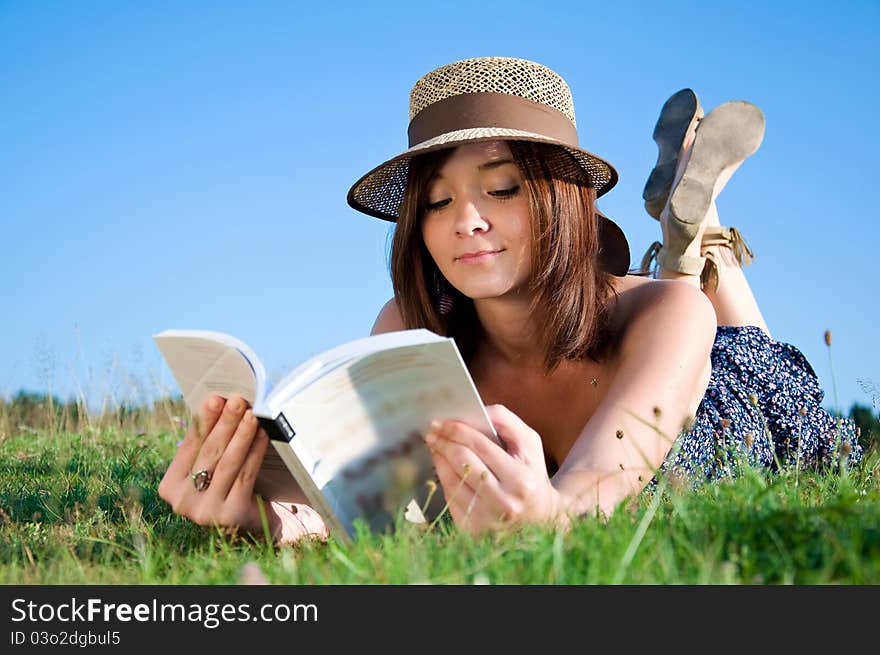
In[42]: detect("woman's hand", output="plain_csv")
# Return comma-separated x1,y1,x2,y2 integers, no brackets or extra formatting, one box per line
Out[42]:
425,404,565,535
157,394,327,544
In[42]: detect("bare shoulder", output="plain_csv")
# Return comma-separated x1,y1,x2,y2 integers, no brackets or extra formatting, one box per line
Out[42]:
370,297,405,335
610,275,716,356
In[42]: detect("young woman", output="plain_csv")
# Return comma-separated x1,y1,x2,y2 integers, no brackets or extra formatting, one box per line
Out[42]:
158,57,861,543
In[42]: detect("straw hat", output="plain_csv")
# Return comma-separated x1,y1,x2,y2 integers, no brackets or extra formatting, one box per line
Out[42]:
347,56,630,276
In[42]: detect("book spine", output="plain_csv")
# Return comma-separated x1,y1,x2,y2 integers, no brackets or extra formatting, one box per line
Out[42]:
257,413,296,443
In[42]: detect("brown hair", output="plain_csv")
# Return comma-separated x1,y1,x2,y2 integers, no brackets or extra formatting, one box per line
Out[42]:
389,140,618,373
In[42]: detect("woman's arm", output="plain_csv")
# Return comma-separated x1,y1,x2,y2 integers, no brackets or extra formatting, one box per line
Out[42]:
417,283,716,534
552,280,716,519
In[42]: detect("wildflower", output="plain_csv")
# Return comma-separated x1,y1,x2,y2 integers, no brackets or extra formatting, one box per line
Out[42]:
404,498,427,524
748,393,759,407
420,480,439,519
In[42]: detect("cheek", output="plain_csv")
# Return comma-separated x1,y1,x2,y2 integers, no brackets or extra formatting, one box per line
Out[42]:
420,219,450,276
511,205,534,255
420,220,441,259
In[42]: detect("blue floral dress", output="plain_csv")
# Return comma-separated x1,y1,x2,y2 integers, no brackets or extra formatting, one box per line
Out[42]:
662,325,862,482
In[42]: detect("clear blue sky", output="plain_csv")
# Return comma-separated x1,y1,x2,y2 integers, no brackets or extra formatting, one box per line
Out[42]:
2,0,878,415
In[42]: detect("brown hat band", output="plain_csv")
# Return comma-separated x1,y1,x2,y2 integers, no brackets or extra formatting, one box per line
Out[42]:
407,92,579,148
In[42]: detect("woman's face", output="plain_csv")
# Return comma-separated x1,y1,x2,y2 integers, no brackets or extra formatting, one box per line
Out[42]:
420,141,532,301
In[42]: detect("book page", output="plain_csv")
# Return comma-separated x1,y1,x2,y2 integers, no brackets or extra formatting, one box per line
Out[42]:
253,445,309,504
153,330,268,410
272,339,495,538
264,329,446,410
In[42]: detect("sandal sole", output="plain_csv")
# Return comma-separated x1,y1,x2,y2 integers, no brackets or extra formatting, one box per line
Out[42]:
668,100,765,227
643,88,702,220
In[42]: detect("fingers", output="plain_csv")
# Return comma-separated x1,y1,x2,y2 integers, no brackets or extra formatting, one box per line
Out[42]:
228,424,270,501
204,409,263,501
428,417,522,484
432,451,476,521
426,409,552,529
189,394,250,482
157,394,280,536
431,441,528,525
484,404,544,464
433,452,506,533
160,395,225,497
426,424,503,496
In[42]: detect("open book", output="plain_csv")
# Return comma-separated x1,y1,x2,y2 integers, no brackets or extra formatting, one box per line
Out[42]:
153,328,497,542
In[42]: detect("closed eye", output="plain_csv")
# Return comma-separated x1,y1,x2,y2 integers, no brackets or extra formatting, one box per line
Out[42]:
489,185,520,199
425,198,451,212
425,185,520,212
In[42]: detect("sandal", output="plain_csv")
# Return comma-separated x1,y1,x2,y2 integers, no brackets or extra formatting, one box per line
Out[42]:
659,100,765,276
700,226,755,291
643,88,703,220
666,100,764,233
639,240,705,277
639,226,756,291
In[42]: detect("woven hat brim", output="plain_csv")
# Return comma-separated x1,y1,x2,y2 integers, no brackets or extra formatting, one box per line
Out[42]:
347,128,618,223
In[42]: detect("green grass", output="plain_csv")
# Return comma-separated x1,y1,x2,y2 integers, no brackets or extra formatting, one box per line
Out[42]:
2,423,879,585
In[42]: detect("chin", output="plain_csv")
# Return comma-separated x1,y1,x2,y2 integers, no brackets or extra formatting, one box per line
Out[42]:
454,282,521,300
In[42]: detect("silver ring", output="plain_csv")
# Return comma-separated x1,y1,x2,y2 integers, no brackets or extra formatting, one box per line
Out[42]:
191,469,212,491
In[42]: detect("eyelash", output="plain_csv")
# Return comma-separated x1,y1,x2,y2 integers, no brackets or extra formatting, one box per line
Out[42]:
425,185,521,212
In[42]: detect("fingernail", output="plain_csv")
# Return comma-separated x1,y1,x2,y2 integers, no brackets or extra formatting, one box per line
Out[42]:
429,419,443,433
209,396,222,411
424,430,437,445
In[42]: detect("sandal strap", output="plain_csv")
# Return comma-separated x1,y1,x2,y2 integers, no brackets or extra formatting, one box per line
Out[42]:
701,226,755,267
640,240,706,276
701,250,720,292
639,240,663,274
657,247,707,276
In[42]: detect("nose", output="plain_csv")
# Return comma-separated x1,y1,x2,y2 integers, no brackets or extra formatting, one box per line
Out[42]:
452,197,490,236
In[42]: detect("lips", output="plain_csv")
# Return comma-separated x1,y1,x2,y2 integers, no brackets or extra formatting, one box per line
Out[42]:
456,249,503,262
